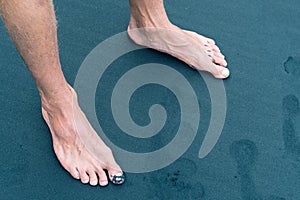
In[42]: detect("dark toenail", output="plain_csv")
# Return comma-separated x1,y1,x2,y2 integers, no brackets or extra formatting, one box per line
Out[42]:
111,173,125,185
207,50,212,52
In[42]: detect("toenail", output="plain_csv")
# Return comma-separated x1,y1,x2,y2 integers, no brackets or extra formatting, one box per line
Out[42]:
82,179,89,184
90,180,98,185
100,180,108,186
222,68,230,78
111,173,125,185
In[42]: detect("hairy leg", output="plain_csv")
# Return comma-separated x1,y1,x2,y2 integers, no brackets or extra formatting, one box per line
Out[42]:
0,0,124,186
128,0,230,79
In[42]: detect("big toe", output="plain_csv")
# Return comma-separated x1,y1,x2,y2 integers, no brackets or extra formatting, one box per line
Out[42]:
108,168,125,185
209,64,230,79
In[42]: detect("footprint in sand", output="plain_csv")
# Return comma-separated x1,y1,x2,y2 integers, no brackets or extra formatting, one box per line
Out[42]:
230,140,287,200
282,94,300,157
145,158,205,199
230,139,262,200
265,196,286,200
284,56,300,76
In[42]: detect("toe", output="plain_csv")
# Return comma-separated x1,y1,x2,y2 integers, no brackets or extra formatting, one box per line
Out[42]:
212,56,227,67
108,169,125,185
212,49,225,57
88,170,98,186
205,45,223,58
79,169,89,184
69,167,80,180
211,52,227,66
210,64,230,79
207,38,215,44
212,45,221,52
213,51,225,59
97,169,108,186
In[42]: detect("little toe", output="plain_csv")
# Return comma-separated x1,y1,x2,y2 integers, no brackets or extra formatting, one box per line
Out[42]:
97,169,108,187
212,45,221,52
88,170,98,186
207,38,215,44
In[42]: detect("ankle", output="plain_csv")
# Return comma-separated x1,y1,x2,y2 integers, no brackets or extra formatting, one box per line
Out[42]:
129,15,172,30
40,84,75,113
129,0,170,28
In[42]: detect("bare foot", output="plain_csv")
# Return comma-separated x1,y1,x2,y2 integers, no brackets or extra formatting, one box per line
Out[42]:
41,86,125,186
128,22,230,79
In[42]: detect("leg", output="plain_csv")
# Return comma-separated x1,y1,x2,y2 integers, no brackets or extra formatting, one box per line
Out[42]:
128,0,230,79
0,0,124,186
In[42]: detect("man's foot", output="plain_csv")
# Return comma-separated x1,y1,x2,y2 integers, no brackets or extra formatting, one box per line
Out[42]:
127,0,230,79
128,23,229,79
41,86,124,186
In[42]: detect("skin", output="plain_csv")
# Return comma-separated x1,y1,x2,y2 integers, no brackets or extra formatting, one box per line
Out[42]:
128,0,229,78
0,0,228,187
